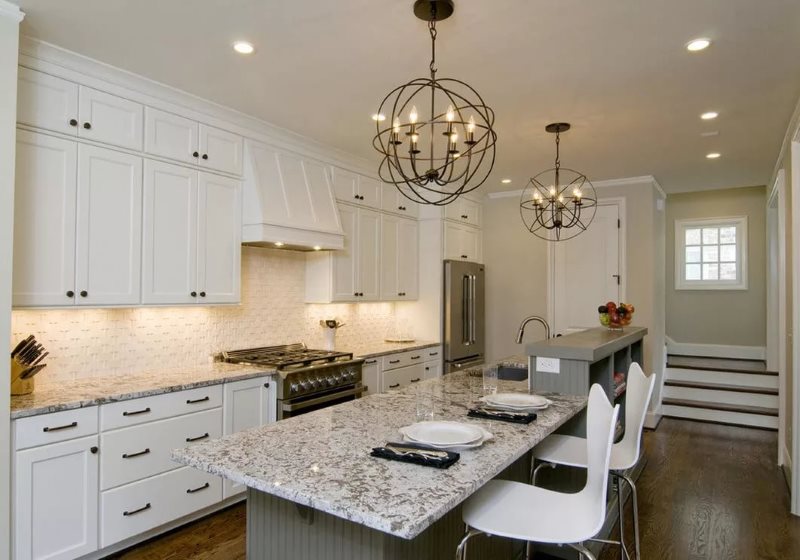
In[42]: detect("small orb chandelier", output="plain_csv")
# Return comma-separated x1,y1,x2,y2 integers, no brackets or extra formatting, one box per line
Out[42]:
373,0,497,206
520,123,597,241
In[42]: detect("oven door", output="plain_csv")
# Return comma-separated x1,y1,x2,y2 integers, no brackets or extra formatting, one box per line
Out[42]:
278,384,365,420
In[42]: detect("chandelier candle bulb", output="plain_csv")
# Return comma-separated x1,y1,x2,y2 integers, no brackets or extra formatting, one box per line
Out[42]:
466,115,476,144
391,118,402,145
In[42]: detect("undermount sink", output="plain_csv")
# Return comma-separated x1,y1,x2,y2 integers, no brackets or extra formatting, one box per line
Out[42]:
497,365,528,381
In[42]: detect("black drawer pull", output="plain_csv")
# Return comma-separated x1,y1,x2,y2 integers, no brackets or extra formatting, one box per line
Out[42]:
122,448,150,459
122,407,151,417
388,383,400,389
429,352,439,356
411,355,421,360
410,378,421,383
461,254,468,259
186,396,210,404
186,432,210,443
43,421,77,433
365,360,377,365
186,482,210,494
123,503,151,517
388,360,400,364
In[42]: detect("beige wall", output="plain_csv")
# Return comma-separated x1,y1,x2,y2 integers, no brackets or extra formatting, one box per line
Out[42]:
665,186,768,346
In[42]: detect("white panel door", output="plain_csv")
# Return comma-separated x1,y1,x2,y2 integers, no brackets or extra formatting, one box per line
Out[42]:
144,107,199,164
331,167,358,203
16,67,79,135
303,159,341,232
553,203,620,335
222,377,272,498
197,172,241,303
142,160,198,304
358,208,381,301
13,131,78,307
199,124,243,175
332,204,358,301
357,175,382,210
380,214,400,300
78,86,143,150
397,217,419,299
75,145,143,306
14,435,99,560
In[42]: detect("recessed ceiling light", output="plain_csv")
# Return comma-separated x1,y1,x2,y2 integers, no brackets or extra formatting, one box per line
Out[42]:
686,38,711,52
372,113,386,122
274,241,285,247
501,179,512,184
706,152,721,159
701,111,718,120
700,131,719,137
233,41,255,55
313,245,322,251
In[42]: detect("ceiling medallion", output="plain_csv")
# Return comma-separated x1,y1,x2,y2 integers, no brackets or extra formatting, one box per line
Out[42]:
520,123,597,241
372,0,497,206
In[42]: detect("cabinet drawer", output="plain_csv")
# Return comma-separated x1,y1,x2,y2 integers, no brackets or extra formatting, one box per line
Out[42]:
101,466,221,548
101,408,222,490
381,349,426,371
423,346,442,361
14,407,98,450
100,385,223,430
382,363,425,391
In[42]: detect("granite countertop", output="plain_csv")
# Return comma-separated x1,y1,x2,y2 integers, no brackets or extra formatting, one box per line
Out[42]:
10,362,276,420
347,340,441,359
495,354,528,369
172,369,586,540
525,326,647,361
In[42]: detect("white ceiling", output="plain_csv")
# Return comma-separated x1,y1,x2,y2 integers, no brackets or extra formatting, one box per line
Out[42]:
13,0,800,193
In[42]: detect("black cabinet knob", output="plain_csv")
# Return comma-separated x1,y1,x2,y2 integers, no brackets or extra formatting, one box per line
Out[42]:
354,194,359,200
199,291,206,297
354,292,358,296
66,290,74,298
90,446,98,454
192,151,199,158
69,119,78,127
461,255,468,259
201,154,208,160
190,291,197,297
83,122,92,130
80,290,88,297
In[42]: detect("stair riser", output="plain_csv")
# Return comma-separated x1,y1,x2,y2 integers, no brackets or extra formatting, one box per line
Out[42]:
662,385,778,408
662,405,778,430
666,367,778,389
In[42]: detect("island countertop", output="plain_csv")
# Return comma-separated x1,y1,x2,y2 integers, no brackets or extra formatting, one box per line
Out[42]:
172,370,586,540
525,326,648,362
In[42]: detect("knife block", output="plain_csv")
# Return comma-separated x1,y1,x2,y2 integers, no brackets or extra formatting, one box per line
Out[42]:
10,360,34,396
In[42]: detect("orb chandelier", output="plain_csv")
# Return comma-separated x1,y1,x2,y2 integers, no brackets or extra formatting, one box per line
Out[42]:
520,123,597,241
373,0,497,206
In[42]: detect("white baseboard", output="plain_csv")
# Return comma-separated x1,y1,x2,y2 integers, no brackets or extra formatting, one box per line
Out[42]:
644,408,662,430
665,335,766,361
782,441,793,489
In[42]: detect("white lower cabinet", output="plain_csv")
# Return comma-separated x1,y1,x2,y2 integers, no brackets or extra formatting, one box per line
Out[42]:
382,363,425,392
14,435,99,560
362,358,380,395
367,346,442,394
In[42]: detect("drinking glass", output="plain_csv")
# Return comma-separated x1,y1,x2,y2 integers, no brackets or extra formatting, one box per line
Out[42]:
415,384,434,422
482,365,498,395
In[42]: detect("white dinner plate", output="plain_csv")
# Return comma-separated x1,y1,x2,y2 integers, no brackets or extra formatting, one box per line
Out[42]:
401,425,493,450
482,393,550,408
400,421,484,446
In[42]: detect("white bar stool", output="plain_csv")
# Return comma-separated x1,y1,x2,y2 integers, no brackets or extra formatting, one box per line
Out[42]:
532,363,656,560
456,384,620,560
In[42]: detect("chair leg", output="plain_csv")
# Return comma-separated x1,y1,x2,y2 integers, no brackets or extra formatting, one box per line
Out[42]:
619,473,641,560
568,542,597,560
616,474,626,560
455,526,482,560
531,461,556,484
525,541,535,560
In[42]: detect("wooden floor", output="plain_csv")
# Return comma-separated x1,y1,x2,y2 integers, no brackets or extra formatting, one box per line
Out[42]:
111,418,800,560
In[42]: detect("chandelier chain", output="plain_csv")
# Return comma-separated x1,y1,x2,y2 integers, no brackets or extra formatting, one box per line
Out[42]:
555,131,561,171
429,20,438,78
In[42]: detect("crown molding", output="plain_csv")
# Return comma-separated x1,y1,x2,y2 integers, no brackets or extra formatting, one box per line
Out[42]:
0,0,24,22
486,174,666,200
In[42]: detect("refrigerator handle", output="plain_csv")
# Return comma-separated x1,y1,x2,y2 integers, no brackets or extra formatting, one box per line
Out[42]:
462,275,470,345
470,274,477,345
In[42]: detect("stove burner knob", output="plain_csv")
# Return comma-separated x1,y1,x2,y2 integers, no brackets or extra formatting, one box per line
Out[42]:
300,380,311,391
326,376,336,386
309,378,320,390
290,382,300,394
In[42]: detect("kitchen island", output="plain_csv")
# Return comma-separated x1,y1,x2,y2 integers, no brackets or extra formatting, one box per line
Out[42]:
172,369,586,559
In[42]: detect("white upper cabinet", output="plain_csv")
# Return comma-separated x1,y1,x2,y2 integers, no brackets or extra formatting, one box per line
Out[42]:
381,183,419,218
444,196,482,228
330,204,358,301
13,131,78,307
380,215,400,300
197,172,242,303
78,86,143,151
75,144,143,306
357,208,381,301
199,124,243,176
144,108,199,165
16,67,79,136
444,221,482,263
331,167,381,210
142,160,198,305
380,215,419,300
357,175,382,210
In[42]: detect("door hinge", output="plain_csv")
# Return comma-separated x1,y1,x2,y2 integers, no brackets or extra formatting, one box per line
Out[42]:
613,274,621,285
617,219,621,228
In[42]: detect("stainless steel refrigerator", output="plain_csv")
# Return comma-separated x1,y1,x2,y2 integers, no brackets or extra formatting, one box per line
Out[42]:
443,260,485,373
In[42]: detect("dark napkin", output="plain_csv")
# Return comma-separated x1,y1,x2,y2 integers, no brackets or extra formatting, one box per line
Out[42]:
468,407,537,424
371,441,460,469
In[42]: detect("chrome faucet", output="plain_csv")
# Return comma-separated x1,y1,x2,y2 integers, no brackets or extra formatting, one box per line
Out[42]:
515,315,551,344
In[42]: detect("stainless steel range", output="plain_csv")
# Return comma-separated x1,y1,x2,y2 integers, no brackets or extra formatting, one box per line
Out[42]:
221,344,364,420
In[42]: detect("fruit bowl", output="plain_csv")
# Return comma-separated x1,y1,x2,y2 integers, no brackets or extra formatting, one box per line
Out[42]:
598,302,634,331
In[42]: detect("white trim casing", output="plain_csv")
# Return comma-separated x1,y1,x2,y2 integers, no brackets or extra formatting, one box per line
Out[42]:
486,174,667,200
674,216,748,291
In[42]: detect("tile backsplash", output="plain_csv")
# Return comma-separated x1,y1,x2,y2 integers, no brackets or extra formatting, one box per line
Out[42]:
11,247,399,381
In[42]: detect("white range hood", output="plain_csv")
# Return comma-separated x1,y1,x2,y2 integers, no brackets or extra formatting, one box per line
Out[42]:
242,139,344,251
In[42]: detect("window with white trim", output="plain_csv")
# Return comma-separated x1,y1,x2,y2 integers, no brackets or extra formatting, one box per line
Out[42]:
675,216,748,290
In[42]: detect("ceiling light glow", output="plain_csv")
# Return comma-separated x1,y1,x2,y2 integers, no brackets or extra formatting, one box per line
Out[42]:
686,38,711,52
501,179,512,184
274,241,285,247
706,152,721,159
233,41,255,55
372,113,386,122
701,111,718,120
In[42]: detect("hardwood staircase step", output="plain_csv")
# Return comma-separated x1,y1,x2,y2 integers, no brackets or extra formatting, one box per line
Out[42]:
663,380,778,396
662,397,778,417
666,355,777,376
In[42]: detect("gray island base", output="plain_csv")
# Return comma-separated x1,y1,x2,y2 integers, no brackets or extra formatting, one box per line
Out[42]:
172,370,586,560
